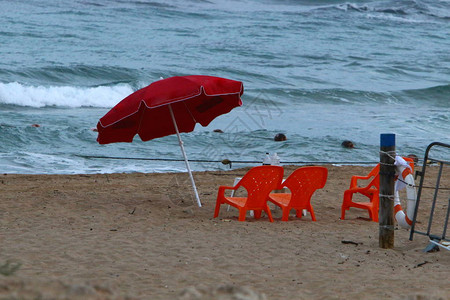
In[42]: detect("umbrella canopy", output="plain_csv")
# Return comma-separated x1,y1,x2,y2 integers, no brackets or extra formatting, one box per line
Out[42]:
97,75,243,144
96,75,244,207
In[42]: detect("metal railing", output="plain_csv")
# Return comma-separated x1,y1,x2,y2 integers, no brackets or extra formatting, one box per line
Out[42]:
409,142,450,251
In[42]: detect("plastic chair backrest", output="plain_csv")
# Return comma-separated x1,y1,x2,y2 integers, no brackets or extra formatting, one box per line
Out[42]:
351,164,380,190
366,158,414,190
283,166,328,205
368,164,380,177
368,164,380,189
365,158,413,189
237,166,284,208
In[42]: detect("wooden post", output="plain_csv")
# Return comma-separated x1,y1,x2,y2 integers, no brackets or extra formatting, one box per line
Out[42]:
379,133,396,249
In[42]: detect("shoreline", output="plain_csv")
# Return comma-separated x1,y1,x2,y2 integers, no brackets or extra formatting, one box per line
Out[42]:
1,165,449,299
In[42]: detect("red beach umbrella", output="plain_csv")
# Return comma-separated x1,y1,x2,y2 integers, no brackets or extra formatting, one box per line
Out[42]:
97,75,244,207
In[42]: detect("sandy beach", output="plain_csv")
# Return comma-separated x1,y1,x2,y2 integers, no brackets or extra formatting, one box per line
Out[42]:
0,164,449,300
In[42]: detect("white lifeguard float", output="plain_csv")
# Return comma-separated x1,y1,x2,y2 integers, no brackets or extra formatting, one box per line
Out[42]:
394,156,417,229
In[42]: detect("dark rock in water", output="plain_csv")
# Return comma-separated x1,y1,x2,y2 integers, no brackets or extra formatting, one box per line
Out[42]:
341,140,354,148
274,133,287,141
213,129,224,133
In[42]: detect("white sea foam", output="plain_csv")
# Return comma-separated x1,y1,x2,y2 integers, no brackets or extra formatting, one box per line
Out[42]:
0,82,133,108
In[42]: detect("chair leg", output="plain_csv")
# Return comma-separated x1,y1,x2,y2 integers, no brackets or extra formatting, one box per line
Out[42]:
295,209,303,219
265,205,274,222
213,200,222,218
281,208,290,221
372,198,379,222
341,205,347,220
238,209,247,221
309,206,316,221
341,191,353,220
370,207,379,222
254,210,262,219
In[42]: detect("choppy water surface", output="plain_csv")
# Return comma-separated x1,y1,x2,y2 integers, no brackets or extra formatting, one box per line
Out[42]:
0,0,449,174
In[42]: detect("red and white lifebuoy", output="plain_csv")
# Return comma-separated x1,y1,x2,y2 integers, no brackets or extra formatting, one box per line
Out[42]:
394,157,417,229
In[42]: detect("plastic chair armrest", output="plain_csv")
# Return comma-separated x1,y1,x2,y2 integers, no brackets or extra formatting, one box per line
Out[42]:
350,175,373,188
218,185,238,196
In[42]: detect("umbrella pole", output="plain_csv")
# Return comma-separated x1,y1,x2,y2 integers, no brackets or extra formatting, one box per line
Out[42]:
168,105,202,207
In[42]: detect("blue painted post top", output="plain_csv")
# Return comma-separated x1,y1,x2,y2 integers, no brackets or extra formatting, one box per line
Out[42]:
380,133,396,147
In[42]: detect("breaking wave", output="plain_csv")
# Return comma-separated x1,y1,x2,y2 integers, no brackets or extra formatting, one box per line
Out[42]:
0,82,133,108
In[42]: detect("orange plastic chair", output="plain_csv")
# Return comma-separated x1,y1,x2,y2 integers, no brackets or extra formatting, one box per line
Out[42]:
341,164,380,222
268,166,328,221
340,158,415,222
214,165,284,222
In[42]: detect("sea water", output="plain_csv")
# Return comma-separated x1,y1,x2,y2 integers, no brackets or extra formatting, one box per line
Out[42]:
0,0,449,174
